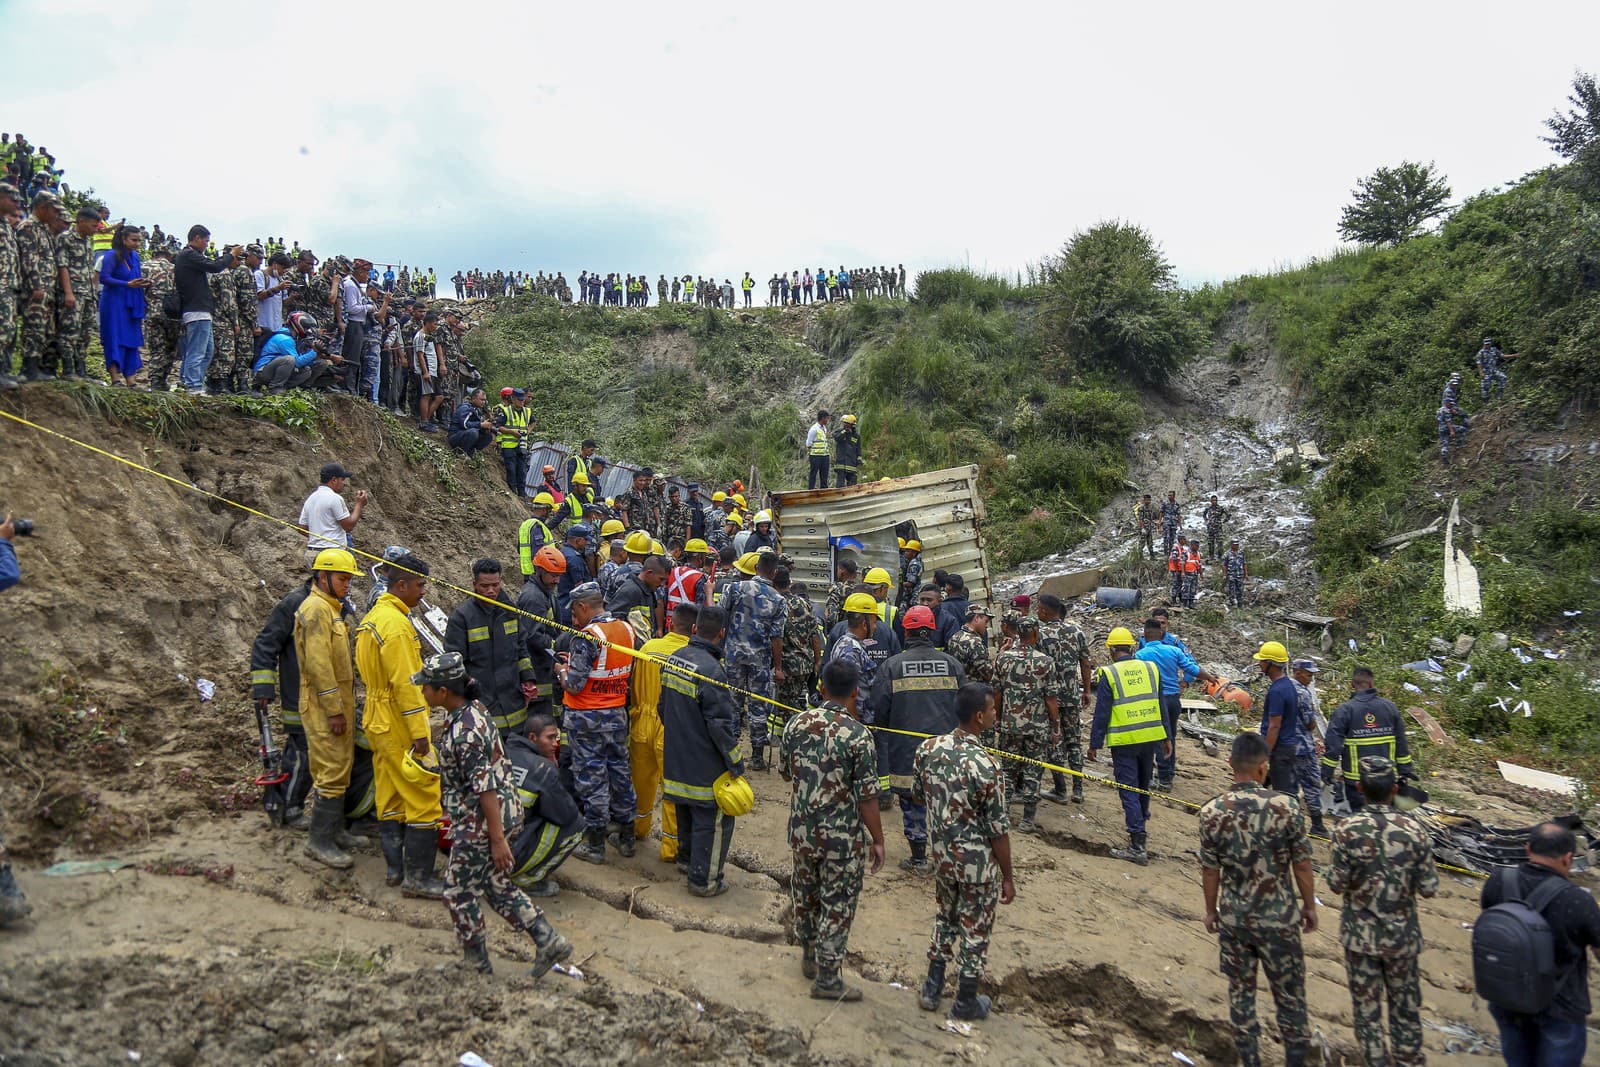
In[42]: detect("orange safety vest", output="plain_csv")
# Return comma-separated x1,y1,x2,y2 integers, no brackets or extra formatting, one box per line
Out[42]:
666,565,705,620
565,617,635,710
1168,547,1185,573
1183,554,1200,574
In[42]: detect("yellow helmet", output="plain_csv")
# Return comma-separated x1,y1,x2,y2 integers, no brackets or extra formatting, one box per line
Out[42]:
310,548,361,576
880,476,892,483
600,519,625,538
1253,640,1289,665
841,414,857,425
401,749,440,788
624,531,654,555
605,497,616,508
569,470,591,486
905,539,922,552
712,491,726,503
732,493,747,508
897,537,907,550
651,539,666,556
864,567,892,587
843,592,880,615
684,538,710,554
531,491,556,508
1106,626,1137,649
735,552,761,576
725,511,744,528
713,772,754,817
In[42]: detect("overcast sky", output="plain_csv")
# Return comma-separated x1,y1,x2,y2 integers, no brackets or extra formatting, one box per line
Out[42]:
7,1,1597,284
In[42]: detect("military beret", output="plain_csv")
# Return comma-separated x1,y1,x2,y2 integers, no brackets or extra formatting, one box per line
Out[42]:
1358,756,1397,787
1015,616,1040,635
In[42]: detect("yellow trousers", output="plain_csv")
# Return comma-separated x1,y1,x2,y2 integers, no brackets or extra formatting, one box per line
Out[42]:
629,708,678,861
300,701,354,801
370,728,443,827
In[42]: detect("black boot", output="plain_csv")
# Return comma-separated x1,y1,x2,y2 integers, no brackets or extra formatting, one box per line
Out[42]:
462,939,492,974
573,827,607,865
1310,813,1327,837
801,942,817,980
1044,772,1069,804
378,822,405,887
918,959,946,1012
0,864,31,926
607,822,636,859
1018,803,1038,833
749,744,769,773
809,962,863,1002
528,914,573,979
950,975,991,1020
302,795,354,869
400,826,446,899
21,359,52,382
1111,831,1149,866
879,792,894,812
1284,1044,1308,1067
899,840,929,874
1070,779,1084,803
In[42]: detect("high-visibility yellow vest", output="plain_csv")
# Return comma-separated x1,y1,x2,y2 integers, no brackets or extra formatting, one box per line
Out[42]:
518,516,553,575
1098,659,1165,746
875,602,897,630
91,227,114,253
741,277,753,290
497,404,532,450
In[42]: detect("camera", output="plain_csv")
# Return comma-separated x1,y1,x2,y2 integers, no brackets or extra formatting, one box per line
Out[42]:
10,518,33,537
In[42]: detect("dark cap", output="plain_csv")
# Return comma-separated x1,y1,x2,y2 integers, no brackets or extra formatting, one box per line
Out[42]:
411,651,466,687
567,523,592,540
1291,658,1320,674
0,182,19,200
568,581,603,603
319,462,354,482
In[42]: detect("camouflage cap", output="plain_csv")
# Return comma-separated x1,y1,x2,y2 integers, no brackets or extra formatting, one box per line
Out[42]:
965,603,993,619
568,581,604,603
245,243,264,256
1015,616,1040,635
0,182,19,201
1358,755,1397,788
1001,610,1023,630
31,190,62,209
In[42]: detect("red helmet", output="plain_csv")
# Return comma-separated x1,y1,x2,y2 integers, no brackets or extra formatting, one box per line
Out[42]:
903,606,938,631
500,387,514,398
286,311,317,339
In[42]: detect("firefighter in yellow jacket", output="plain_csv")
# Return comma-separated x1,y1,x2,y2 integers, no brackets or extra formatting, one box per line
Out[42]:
295,548,363,871
630,602,695,861
356,548,446,898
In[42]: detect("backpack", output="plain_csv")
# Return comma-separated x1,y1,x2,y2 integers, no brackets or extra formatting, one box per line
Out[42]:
1472,867,1570,1015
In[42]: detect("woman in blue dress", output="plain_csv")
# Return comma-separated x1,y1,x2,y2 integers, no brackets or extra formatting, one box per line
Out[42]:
98,225,150,387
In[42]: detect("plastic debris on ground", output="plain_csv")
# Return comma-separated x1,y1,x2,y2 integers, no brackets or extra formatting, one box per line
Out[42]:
40,859,133,877
195,678,216,702
1493,698,1533,719
1564,610,1582,617
1173,1054,1197,1066
1402,683,1424,694
551,963,584,980
1400,658,1444,674
459,1054,493,1067
942,1020,976,1037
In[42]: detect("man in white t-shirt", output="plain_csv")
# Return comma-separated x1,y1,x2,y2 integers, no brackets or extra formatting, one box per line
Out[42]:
299,462,370,567
255,250,290,339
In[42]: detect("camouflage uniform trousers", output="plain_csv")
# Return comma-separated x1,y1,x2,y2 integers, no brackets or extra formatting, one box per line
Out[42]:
774,672,814,738
1161,523,1178,557
1139,524,1155,560
790,848,864,970
1207,526,1225,560
19,289,57,371
894,788,928,844
566,710,636,832
444,829,546,950
725,659,775,753
929,875,998,980
144,318,180,389
1170,568,1184,602
1294,752,1323,815
1049,690,1085,790
1225,576,1245,608
231,322,259,383
1219,924,1310,1067
206,315,237,388
999,724,1048,804
1345,950,1423,1067
0,292,14,373
54,290,96,375
1181,572,1199,607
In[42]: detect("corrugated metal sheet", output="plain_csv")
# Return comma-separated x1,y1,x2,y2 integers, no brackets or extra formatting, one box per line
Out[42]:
771,466,992,616
521,442,700,504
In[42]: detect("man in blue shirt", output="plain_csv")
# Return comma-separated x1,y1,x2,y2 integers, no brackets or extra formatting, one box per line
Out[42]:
1133,619,1217,791
1137,608,1190,654
251,312,331,393
1253,641,1301,794
447,387,494,455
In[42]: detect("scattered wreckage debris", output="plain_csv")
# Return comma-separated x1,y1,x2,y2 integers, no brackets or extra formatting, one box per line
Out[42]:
1442,498,1483,618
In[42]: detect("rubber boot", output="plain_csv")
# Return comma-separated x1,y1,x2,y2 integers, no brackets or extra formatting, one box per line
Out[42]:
0,864,31,926
918,959,946,1012
1110,831,1149,867
378,822,405,887
526,879,560,898
950,975,992,1020
400,826,446,899
1018,803,1038,833
283,805,308,831
573,827,607,865
333,816,363,853
801,942,817,980
1070,779,1084,803
21,359,52,382
1284,1045,1308,1067
1310,813,1327,837
0,373,19,392
899,840,929,874
749,744,769,773
809,963,863,1002
528,914,573,979
72,355,90,381
462,939,492,975
879,792,894,812
1043,772,1069,804
607,822,636,859
302,795,354,869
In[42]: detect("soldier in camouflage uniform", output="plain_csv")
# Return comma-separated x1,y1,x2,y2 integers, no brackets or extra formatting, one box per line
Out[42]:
723,550,787,769
1198,731,1317,1067
944,604,994,685
205,265,237,392
16,191,63,381
1133,493,1159,560
1222,539,1247,608
991,617,1061,832
1160,490,1181,557
0,183,21,385
231,247,261,387
1036,595,1091,804
912,681,1014,1020
52,207,98,380
1326,756,1437,1067
615,469,662,537
1203,494,1229,560
661,485,693,548
141,246,180,389
420,652,574,979
776,573,823,730
779,658,885,1001
822,558,858,631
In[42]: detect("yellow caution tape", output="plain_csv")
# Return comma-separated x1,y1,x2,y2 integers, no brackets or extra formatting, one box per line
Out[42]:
0,403,1490,880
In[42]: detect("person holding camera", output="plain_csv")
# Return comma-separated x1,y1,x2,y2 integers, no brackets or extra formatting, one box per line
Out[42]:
0,513,25,592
